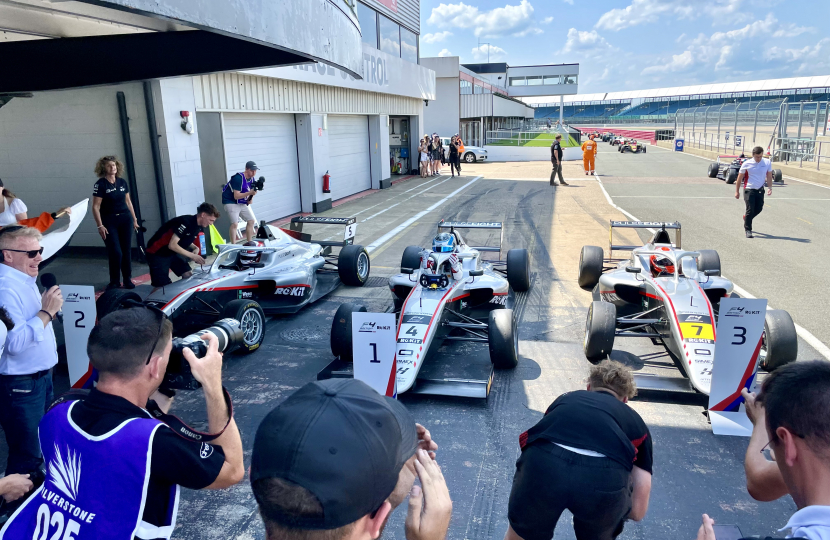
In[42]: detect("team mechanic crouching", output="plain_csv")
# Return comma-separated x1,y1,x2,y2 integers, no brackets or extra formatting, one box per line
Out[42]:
0,307,244,539
735,146,773,239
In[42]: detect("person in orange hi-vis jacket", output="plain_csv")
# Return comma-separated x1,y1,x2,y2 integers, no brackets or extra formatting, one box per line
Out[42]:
581,135,598,175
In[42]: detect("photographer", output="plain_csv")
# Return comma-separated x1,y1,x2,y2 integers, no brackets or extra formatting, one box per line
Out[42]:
1,307,244,539
222,161,259,243
145,203,219,292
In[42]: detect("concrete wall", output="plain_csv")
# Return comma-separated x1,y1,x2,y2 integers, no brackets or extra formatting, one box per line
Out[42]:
425,78,460,137
483,145,582,162
196,112,230,233
152,78,205,217
0,83,162,247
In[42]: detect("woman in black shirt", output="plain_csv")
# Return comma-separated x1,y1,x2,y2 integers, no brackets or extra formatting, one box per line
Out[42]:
92,156,139,290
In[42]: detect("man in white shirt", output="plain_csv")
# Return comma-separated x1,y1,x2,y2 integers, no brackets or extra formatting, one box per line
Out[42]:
696,360,830,540
0,226,63,476
735,146,773,238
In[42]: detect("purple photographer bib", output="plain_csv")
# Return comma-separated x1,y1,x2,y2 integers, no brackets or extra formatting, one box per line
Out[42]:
0,401,178,540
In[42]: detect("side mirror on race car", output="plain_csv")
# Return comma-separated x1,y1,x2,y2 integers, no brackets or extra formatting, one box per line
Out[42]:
625,267,641,274
469,269,484,277
704,269,720,276
402,268,415,275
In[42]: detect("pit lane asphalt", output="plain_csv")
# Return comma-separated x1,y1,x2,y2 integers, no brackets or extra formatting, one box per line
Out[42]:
149,168,798,540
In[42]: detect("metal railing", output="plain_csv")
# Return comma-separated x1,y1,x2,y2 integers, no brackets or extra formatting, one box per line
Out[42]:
484,126,574,147
773,137,828,171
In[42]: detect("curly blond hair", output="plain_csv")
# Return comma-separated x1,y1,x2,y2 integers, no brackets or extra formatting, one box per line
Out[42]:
94,156,124,178
588,360,637,400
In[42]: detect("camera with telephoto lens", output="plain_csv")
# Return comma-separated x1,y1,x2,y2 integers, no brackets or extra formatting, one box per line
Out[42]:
251,176,265,191
161,318,244,392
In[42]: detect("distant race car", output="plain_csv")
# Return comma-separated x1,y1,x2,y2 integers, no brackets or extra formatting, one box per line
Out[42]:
601,132,615,142
329,221,531,398
707,155,783,184
619,139,646,153
577,220,798,394
97,218,370,353
610,136,625,146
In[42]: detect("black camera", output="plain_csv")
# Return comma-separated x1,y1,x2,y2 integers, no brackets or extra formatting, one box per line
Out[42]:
251,176,265,191
162,318,244,391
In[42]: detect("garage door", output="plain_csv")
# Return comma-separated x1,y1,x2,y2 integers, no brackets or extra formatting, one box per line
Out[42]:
327,115,371,200
223,113,301,221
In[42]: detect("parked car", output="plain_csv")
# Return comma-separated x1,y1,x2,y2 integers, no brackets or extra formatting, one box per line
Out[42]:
440,137,488,163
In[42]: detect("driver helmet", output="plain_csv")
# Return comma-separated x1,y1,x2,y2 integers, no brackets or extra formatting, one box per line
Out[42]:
649,255,675,277
240,241,264,266
432,232,455,253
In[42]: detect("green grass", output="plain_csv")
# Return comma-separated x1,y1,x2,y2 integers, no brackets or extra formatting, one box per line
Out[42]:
486,132,580,147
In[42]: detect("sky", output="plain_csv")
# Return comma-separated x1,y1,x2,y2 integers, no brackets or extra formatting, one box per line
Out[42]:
417,0,830,93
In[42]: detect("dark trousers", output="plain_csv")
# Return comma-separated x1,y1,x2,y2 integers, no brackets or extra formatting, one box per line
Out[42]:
102,212,133,284
508,443,633,540
744,189,765,231
450,155,461,176
551,162,564,185
0,371,53,475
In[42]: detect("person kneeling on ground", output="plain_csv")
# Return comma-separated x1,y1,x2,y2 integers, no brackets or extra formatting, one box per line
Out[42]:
251,378,452,540
145,202,219,292
506,360,653,540
696,360,830,540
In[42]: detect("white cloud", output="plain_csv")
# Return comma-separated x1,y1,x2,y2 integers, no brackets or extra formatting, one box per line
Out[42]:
542,16,554,24
438,48,454,57
764,38,830,73
422,31,453,44
471,44,507,62
427,1,542,38
641,50,693,74
562,0,574,4
595,0,759,31
562,28,615,56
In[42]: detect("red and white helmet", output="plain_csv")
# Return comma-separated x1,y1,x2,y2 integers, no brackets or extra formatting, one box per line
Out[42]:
649,255,675,277
240,241,264,266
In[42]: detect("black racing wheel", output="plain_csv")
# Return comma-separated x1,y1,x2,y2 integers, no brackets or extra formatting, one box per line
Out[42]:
578,246,604,290
707,163,720,178
488,309,518,369
223,300,266,352
330,303,367,361
338,244,370,286
96,289,142,320
584,301,616,364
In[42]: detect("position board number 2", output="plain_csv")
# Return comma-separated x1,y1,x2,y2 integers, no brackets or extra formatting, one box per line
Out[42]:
74,311,85,328
732,326,746,345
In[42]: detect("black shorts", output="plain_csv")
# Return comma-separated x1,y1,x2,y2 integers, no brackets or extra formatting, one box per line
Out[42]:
508,442,633,540
147,253,192,287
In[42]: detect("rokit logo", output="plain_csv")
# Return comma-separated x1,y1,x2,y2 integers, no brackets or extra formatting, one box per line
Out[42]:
490,296,507,305
275,286,306,297
238,291,253,299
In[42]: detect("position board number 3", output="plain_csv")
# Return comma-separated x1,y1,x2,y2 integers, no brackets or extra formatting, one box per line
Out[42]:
732,326,747,345
369,343,380,363
74,311,85,328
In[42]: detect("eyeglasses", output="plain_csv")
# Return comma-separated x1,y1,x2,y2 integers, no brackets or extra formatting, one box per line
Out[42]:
760,439,775,462
2,247,44,259
121,300,168,365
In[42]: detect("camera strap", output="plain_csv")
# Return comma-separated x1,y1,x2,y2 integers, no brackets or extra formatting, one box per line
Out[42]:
49,387,234,444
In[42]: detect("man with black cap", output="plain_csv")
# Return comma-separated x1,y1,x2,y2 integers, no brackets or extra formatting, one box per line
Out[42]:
251,378,452,540
222,160,259,243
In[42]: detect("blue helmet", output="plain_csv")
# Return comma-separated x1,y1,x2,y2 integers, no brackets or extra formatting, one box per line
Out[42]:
432,232,455,253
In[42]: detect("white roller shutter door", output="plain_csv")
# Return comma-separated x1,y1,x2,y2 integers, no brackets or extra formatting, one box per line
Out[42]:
223,113,301,221
327,115,372,200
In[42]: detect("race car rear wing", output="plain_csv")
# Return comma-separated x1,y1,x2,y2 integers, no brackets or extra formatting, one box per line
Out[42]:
438,221,503,254
288,216,358,253
609,220,681,253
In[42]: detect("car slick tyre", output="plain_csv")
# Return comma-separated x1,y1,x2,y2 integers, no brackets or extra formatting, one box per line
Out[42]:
773,169,783,183
761,309,798,372
401,245,422,273
584,301,616,364
224,300,266,352
642,146,647,153
707,163,720,178
488,309,518,369
578,245,604,290
464,152,476,163
96,289,142,320
330,303,367,361
696,249,721,276
338,244,370,286
726,170,738,184
506,248,531,292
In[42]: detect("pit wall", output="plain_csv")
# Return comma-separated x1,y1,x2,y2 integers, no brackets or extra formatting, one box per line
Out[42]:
656,140,830,186
483,146,583,162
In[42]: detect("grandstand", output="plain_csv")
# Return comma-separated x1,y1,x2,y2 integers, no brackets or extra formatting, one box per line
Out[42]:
525,75,830,123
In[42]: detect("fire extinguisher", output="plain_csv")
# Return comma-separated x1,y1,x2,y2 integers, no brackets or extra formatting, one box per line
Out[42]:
323,170,331,193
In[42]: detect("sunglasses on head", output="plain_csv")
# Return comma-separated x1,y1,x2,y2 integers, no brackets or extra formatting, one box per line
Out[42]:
120,299,168,365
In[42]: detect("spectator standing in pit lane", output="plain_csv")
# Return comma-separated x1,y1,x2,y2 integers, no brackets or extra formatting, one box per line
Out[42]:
550,135,568,187
696,360,830,540
581,135,597,176
735,146,773,239
449,136,461,178
506,360,652,540
419,138,429,178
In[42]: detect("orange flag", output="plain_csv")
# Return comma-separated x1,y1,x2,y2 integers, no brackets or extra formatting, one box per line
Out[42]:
18,212,55,233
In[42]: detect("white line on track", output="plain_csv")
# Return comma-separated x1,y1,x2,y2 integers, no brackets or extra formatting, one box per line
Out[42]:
613,196,830,201
359,176,455,224
649,144,830,191
593,172,830,361
366,176,483,253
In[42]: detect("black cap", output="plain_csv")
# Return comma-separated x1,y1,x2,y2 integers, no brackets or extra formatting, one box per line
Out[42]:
251,379,418,529
245,160,258,171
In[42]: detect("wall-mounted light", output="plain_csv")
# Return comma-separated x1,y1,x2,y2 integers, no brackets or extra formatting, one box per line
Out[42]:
180,111,194,134
323,114,328,130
